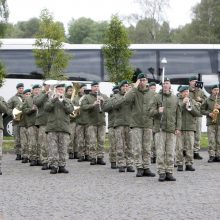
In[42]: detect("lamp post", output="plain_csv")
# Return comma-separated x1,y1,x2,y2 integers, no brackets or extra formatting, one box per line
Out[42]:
161,57,167,84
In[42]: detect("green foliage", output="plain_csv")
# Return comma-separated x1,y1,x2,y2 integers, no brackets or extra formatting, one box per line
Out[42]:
33,9,70,80
0,60,6,88
103,15,133,82
0,0,9,37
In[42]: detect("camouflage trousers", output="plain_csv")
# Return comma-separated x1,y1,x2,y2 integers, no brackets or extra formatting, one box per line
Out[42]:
28,126,39,161
207,125,220,157
20,127,29,159
108,127,116,163
47,132,70,168
176,131,194,166
194,117,202,153
13,124,21,155
0,129,3,170
131,128,152,169
68,122,77,154
38,126,48,164
87,125,105,159
151,133,156,158
115,126,133,167
76,124,90,157
155,131,176,174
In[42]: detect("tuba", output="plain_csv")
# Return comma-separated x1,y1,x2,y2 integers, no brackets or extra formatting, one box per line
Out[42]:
212,94,219,124
70,82,81,118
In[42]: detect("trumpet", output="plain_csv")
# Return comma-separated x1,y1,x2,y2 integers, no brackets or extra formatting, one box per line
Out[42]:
186,99,192,111
50,93,64,102
212,94,219,124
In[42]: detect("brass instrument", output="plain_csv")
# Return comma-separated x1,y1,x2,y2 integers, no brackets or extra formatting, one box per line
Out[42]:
70,82,81,118
186,98,192,111
212,94,219,124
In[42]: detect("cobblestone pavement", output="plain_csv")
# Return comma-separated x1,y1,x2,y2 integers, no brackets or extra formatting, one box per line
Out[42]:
0,151,220,220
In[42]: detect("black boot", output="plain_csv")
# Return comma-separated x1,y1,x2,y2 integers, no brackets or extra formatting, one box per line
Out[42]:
194,152,203,160
58,166,69,173
158,173,166,182
143,168,156,177
0,170,2,175
50,167,58,174
41,163,49,170
185,165,195,171
74,152,79,159
151,156,156,164
69,153,74,159
215,156,220,162
30,160,37,166
97,158,106,165
90,158,97,165
166,173,176,181
22,157,29,163
37,160,42,166
177,165,183,171
119,166,126,172
127,166,135,172
111,162,117,169
78,156,85,162
15,154,22,160
208,156,215,163
84,155,91,161
136,168,144,177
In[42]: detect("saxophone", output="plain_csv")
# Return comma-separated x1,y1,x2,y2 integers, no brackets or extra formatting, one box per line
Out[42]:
212,94,219,124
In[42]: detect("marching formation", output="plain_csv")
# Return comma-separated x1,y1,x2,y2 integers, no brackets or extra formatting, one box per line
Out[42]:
0,73,219,182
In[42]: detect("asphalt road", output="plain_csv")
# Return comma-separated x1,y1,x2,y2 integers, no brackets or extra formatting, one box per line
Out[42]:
0,151,220,220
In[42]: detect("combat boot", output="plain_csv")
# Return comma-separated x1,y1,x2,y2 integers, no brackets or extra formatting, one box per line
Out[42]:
165,173,176,181
41,163,49,170
37,160,42,166
58,166,69,173
151,156,156,164
69,153,74,159
74,152,79,159
84,155,91,161
185,165,195,171
90,158,97,165
215,156,220,162
127,166,135,172
15,154,22,160
177,165,183,171
208,156,215,163
143,168,156,177
22,157,28,163
194,152,203,160
50,167,58,174
0,170,2,175
97,158,106,165
119,166,126,172
136,168,144,177
78,156,84,162
158,173,166,182
111,162,117,169
30,160,37,166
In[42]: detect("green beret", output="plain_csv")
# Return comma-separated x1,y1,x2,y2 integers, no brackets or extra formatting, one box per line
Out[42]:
137,73,146,79
149,82,156,87
32,84,41,89
23,89,31,94
179,85,189,92
55,83,65,88
211,84,219,90
80,83,86,88
16,83,24,89
189,76,198,82
91,81,99,86
119,80,129,88
112,85,119,91
65,85,73,92
177,85,182,92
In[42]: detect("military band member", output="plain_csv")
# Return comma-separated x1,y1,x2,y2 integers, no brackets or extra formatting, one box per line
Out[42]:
80,81,108,165
0,95,8,175
23,84,41,166
150,78,181,182
125,73,155,177
201,84,220,162
189,76,206,159
33,81,50,170
7,83,24,160
20,89,31,163
45,84,74,174
176,86,201,172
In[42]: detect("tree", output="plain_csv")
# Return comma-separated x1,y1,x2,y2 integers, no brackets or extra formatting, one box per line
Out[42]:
0,61,6,88
33,9,70,80
0,0,9,37
102,15,133,82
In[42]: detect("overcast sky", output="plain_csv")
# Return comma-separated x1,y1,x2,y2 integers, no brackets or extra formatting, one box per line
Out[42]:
7,0,201,29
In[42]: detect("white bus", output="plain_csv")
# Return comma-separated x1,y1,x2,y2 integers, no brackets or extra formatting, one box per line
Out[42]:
0,38,220,135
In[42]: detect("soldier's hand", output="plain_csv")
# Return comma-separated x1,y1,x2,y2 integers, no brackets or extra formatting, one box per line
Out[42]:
196,96,202,102
209,112,213,117
134,79,140,88
159,107,164,113
183,97,189,104
175,130,181,136
215,104,220,109
93,100,100,106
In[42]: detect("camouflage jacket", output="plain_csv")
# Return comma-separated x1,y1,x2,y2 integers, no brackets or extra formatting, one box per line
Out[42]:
0,96,8,129
103,94,116,128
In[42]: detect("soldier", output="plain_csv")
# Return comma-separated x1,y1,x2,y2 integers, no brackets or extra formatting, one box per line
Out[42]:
125,73,155,177
189,76,206,159
33,81,50,170
45,84,74,174
20,89,31,163
80,81,108,165
149,78,181,182
0,95,8,175
7,83,24,160
103,85,119,169
23,84,41,166
176,85,201,172
201,84,220,162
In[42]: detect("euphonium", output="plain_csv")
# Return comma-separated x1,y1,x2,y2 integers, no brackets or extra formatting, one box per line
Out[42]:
212,94,219,124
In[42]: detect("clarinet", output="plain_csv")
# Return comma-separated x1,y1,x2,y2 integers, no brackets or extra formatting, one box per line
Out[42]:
96,91,103,113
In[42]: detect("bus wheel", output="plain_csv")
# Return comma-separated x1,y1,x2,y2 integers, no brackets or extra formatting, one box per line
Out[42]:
3,115,13,136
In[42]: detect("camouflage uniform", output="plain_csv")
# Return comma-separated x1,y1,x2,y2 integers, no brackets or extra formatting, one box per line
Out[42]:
19,118,29,160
